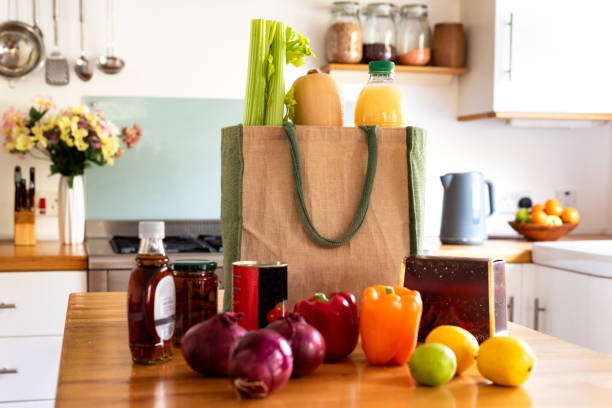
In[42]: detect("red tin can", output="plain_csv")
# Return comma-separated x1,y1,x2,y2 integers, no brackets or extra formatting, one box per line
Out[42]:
232,261,288,331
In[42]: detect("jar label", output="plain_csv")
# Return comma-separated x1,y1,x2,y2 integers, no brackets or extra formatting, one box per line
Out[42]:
154,275,176,341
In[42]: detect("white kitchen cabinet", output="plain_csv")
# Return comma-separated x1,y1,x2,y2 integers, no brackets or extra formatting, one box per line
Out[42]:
0,271,86,405
0,271,87,336
523,264,612,355
458,0,612,120
0,336,63,403
504,264,522,323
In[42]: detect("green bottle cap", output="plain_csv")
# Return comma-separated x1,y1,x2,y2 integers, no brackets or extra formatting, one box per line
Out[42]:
171,260,217,272
369,60,395,73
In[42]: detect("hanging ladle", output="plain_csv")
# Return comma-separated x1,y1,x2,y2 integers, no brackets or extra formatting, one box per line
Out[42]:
97,0,124,74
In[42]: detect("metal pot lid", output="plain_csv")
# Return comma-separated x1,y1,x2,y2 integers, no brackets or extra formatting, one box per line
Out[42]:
0,21,45,79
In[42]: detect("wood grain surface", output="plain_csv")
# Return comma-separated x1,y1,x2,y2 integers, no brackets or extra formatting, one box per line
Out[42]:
56,292,612,407
428,235,611,264
0,240,87,271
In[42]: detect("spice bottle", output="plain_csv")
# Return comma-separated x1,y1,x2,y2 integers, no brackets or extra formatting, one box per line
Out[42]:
362,3,397,63
397,4,431,66
127,221,176,364
326,1,362,64
354,61,407,127
172,260,218,345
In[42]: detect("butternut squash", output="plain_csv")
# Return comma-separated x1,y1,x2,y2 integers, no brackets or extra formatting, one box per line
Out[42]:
292,69,344,126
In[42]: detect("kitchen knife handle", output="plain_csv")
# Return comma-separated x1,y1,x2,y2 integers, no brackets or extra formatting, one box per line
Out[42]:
0,368,18,374
534,297,546,331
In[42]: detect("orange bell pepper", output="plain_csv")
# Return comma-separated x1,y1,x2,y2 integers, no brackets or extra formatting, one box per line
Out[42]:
360,285,423,365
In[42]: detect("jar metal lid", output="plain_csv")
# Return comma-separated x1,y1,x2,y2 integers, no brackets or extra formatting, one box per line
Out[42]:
365,2,396,15
172,260,217,272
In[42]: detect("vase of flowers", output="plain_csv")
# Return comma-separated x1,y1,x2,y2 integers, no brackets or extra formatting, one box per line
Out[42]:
2,97,141,244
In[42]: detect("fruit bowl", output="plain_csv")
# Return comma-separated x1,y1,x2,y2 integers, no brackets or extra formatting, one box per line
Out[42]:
508,221,577,242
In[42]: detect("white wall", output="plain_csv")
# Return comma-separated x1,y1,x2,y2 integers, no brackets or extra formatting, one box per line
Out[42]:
0,0,610,239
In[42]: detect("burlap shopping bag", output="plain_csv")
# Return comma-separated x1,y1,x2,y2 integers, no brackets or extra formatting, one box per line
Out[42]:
221,123,426,311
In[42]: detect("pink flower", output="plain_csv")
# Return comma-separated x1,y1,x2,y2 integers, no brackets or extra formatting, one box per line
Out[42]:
121,124,142,149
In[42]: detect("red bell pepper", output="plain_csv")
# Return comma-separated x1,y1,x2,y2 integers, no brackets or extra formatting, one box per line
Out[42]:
294,291,359,361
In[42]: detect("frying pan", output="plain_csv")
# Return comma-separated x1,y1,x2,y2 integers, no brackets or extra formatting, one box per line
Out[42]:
0,0,45,85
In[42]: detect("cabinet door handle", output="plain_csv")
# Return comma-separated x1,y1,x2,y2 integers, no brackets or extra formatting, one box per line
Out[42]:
505,13,514,80
507,296,514,322
0,368,18,374
0,302,16,309
534,297,546,331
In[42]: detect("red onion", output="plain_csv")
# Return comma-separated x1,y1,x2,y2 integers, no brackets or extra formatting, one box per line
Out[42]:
228,329,293,398
267,313,326,377
181,313,247,376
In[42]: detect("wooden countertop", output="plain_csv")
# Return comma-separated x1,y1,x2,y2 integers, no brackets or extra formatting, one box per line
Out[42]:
0,240,87,271
427,235,611,264
56,292,612,407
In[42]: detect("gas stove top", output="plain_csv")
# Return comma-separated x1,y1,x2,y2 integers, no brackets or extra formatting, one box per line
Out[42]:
109,234,223,254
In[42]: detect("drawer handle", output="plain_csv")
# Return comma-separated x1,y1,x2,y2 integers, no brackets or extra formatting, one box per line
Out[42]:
507,296,514,322
534,297,546,331
0,368,18,374
0,302,16,309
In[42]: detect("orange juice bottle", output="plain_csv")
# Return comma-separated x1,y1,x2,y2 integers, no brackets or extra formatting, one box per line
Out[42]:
354,61,407,127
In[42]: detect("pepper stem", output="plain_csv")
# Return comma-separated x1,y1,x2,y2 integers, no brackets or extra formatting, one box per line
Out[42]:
385,286,394,295
314,293,330,303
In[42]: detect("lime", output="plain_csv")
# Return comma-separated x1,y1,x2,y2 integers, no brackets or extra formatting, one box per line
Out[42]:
515,208,530,223
409,343,456,386
546,215,563,226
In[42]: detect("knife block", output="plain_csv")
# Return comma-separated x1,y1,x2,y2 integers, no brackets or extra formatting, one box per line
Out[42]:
14,211,36,246
403,255,507,343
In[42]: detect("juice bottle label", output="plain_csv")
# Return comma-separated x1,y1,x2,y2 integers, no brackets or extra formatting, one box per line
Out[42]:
154,275,176,341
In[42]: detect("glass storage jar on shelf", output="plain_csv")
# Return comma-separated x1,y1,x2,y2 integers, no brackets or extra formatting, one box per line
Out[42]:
397,4,431,66
326,1,362,64
362,3,397,63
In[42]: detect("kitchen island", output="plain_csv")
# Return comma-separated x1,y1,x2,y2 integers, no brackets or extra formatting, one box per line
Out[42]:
56,292,612,407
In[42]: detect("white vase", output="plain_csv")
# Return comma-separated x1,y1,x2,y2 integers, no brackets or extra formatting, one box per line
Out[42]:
58,175,85,245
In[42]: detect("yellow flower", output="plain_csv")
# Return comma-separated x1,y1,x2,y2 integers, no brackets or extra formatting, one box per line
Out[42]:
106,157,114,166
101,135,119,160
75,138,88,152
31,125,48,148
15,132,35,152
34,97,53,110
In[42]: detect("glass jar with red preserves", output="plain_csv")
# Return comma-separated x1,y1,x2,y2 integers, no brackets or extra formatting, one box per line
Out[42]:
127,221,176,365
172,260,218,345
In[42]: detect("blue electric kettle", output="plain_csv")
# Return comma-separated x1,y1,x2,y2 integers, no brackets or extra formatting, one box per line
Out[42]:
440,172,495,245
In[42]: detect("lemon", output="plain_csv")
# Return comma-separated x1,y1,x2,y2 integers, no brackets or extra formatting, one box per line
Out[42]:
425,325,479,375
476,336,536,386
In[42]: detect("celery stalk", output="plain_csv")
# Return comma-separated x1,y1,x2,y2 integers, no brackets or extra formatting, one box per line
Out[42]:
243,19,267,125
264,22,286,126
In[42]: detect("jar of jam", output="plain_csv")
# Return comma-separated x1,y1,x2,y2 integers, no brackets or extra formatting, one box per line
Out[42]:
127,221,176,365
172,260,218,345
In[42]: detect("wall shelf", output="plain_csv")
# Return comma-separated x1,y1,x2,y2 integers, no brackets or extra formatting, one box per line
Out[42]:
321,64,467,86
321,63,467,75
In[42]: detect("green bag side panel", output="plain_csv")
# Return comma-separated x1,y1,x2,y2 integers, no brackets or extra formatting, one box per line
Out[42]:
221,125,244,312
407,127,427,255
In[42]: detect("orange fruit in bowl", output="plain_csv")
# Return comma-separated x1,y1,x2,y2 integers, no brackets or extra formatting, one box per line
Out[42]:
531,209,548,225
532,203,545,213
545,199,563,216
561,207,580,224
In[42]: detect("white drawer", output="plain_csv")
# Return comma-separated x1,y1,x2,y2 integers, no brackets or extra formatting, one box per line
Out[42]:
0,336,62,403
0,271,86,336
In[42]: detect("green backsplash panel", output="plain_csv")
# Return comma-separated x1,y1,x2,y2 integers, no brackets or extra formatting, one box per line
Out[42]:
83,96,243,220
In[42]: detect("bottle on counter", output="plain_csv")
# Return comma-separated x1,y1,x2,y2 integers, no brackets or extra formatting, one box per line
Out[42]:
325,1,363,64
354,61,407,127
127,221,176,364
172,260,218,346
362,2,397,63
397,4,431,66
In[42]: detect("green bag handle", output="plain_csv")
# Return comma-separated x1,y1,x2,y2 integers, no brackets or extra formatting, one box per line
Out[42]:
283,122,378,248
